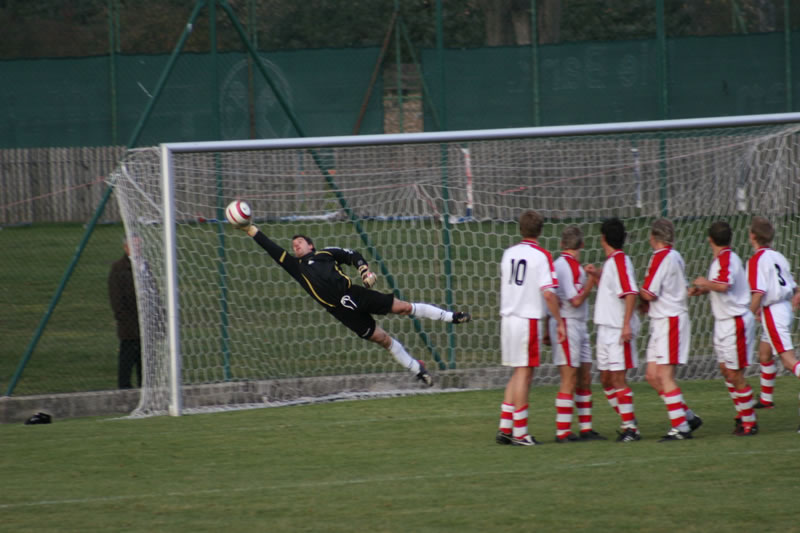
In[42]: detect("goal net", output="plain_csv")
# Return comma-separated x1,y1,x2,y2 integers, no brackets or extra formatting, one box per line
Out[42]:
111,114,800,416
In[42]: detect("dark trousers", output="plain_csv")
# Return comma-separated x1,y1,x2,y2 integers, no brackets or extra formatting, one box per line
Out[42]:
118,339,142,389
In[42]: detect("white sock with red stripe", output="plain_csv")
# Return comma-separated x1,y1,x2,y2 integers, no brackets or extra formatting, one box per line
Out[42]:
512,405,529,438
725,381,740,415
555,393,574,438
498,402,514,435
662,388,691,432
736,386,757,426
575,388,593,433
410,303,453,322
616,388,636,429
604,387,620,415
388,338,420,374
724,380,737,402
793,361,800,379
760,361,777,404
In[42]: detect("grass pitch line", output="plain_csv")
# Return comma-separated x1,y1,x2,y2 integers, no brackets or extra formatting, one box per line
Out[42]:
4,445,800,511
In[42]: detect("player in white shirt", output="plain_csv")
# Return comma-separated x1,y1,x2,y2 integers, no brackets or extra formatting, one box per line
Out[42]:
547,226,605,442
689,221,757,436
586,218,641,443
496,211,565,447
639,219,702,442
746,216,800,430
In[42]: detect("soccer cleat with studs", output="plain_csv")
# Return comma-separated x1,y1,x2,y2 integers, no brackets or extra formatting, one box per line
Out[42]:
555,432,580,443
734,423,758,437
579,430,608,441
415,360,433,387
452,312,471,324
616,427,641,443
510,434,541,446
495,430,513,445
688,414,703,432
658,427,693,442
754,400,775,409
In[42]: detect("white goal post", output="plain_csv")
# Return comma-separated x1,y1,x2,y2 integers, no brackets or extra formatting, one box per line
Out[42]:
111,113,800,417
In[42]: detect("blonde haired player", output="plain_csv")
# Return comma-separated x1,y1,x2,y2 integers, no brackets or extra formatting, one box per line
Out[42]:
495,210,565,446
586,218,641,442
746,216,800,431
640,218,702,441
689,221,757,436
548,226,606,442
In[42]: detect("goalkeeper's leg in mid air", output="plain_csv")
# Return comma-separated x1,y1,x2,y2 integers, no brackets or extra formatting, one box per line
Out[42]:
370,299,471,387
325,286,471,387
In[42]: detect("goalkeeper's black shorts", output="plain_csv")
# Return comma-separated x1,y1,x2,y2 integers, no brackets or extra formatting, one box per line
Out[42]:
327,286,394,339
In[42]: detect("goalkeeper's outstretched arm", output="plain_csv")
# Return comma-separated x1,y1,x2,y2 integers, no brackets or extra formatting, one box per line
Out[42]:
242,224,302,280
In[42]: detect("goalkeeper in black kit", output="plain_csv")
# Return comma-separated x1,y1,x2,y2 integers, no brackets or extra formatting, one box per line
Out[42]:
239,223,471,386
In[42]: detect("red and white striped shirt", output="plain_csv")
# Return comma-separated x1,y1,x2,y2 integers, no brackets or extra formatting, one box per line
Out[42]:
500,239,558,319
707,247,750,319
641,246,688,318
553,252,588,320
747,247,796,307
594,250,639,328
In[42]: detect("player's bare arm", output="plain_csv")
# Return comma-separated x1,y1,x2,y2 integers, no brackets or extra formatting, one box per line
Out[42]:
750,291,764,316
621,293,636,343
543,290,566,344
639,287,657,302
690,276,727,295
793,287,800,310
568,271,596,308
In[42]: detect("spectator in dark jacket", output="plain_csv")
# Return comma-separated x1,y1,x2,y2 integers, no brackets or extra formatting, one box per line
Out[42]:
108,237,141,389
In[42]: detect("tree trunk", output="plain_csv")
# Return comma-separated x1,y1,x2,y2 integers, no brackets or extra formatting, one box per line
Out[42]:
538,0,561,44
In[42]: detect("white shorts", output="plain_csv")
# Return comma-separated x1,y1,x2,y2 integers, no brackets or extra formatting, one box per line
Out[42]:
760,300,795,355
501,315,544,368
549,317,591,367
596,324,638,371
714,312,755,370
646,314,691,365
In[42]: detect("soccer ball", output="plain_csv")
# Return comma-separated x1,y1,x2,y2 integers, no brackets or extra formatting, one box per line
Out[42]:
225,200,252,227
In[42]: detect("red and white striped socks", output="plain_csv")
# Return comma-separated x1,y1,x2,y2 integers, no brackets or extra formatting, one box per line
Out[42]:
575,388,594,434
512,405,530,439
555,393,574,438
735,386,757,428
662,388,690,432
759,361,777,406
604,387,620,415
616,388,637,429
498,402,514,437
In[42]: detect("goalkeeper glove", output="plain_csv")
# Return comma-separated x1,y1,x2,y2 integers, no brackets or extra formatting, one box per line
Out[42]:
237,223,258,237
358,264,377,288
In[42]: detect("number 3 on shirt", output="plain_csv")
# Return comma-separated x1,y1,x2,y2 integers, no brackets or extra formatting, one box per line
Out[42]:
775,264,787,286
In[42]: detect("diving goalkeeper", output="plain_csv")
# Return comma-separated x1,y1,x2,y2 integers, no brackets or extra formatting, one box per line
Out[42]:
239,223,471,386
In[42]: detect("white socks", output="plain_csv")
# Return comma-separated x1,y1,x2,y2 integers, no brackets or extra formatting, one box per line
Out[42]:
388,338,420,374
411,303,453,322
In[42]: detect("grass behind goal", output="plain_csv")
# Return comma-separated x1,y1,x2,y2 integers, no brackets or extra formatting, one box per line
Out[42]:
3,378,800,532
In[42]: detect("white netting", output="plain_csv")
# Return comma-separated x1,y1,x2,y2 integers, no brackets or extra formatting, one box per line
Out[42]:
111,121,800,416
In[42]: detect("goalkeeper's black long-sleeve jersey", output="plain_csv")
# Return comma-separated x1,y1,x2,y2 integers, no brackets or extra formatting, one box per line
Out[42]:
253,230,368,308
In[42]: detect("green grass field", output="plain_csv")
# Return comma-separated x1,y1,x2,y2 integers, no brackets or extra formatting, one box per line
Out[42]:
3,377,800,532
